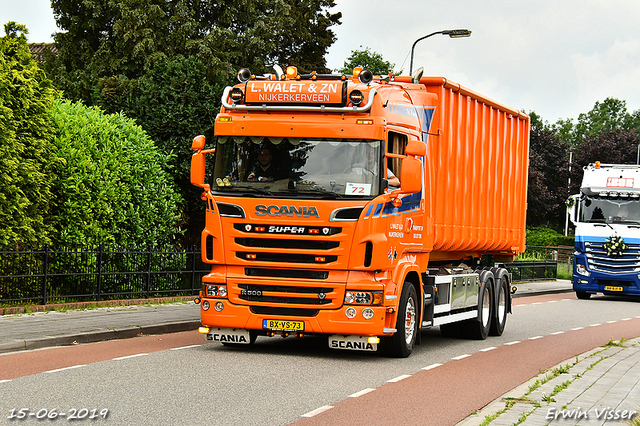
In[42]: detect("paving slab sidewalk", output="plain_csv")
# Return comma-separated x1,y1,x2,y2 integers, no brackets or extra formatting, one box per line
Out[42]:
457,337,640,426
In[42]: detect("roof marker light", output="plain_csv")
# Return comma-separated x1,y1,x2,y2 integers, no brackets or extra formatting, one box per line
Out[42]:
286,66,298,80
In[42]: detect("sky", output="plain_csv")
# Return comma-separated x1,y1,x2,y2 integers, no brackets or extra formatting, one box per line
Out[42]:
3,0,640,124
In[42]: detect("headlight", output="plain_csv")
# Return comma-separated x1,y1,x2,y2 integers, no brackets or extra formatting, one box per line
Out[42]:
206,285,228,298
576,263,590,277
344,291,383,305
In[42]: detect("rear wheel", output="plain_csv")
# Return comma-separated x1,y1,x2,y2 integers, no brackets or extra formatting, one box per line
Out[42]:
467,282,492,340
489,277,508,336
384,282,418,358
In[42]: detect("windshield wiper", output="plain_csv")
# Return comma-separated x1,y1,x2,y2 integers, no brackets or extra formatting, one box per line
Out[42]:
293,186,343,199
218,184,273,196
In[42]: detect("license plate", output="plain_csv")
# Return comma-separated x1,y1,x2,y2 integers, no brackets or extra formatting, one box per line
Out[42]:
605,286,623,292
262,319,304,331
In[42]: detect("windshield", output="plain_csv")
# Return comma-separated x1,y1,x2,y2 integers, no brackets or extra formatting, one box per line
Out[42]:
579,195,640,224
210,137,385,198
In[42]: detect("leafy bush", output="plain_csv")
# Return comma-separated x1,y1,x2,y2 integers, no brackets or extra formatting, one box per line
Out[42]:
526,227,574,247
48,99,183,248
0,22,58,245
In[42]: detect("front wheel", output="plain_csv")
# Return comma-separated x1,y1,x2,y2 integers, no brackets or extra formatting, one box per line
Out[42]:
576,291,591,300
383,282,418,358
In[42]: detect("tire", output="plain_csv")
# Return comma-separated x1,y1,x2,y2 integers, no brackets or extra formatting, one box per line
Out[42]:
384,282,419,358
466,281,492,340
576,291,591,300
489,277,508,336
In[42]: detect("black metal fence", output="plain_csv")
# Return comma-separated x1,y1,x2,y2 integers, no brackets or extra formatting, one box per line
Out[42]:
0,245,210,305
503,245,575,282
503,261,558,282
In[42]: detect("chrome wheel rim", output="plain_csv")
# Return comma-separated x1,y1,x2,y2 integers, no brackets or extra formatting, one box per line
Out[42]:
482,287,491,328
498,286,506,322
404,296,416,345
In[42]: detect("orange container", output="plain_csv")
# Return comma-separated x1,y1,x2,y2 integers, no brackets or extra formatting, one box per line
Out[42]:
420,77,529,259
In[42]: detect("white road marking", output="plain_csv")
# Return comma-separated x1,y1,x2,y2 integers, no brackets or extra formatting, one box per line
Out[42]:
113,353,148,360
170,345,201,351
388,374,412,383
44,365,86,373
422,363,442,370
452,354,470,361
301,405,333,417
349,388,375,398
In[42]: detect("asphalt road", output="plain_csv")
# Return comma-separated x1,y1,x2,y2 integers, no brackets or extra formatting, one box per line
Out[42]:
1,293,639,426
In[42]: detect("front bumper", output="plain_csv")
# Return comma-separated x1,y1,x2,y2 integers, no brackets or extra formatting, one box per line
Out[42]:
199,298,391,336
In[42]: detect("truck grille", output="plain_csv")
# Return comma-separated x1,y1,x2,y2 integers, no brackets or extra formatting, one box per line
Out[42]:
238,284,335,305
232,223,342,266
585,242,640,275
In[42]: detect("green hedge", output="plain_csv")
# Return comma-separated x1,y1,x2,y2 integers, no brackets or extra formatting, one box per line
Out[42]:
48,99,183,247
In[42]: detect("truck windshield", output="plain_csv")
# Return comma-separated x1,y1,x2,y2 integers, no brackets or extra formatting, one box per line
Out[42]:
210,137,383,198
579,195,640,224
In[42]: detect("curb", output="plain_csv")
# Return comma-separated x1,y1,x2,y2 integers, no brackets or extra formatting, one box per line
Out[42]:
0,320,201,355
0,296,198,316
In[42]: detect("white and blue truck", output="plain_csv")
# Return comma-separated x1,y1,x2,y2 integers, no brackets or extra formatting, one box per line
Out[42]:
568,162,640,299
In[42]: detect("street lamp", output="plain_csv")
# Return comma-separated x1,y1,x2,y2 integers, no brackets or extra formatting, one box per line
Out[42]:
409,29,472,75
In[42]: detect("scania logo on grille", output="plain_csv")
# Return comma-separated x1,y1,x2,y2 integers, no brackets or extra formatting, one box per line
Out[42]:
318,293,326,300
255,204,320,218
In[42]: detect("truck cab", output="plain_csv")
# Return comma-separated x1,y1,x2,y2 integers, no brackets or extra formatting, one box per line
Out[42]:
568,163,640,298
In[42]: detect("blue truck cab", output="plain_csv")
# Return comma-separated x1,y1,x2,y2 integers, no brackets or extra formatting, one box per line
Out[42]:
568,163,640,299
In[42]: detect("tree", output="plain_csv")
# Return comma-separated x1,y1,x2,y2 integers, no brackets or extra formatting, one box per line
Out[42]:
526,111,570,228
44,0,342,243
558,98,640,150
337,46,396,75
0,22,58,246
569,129,640,194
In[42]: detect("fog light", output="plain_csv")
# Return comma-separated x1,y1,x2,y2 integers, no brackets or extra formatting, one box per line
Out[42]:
345,307,357,319
198,327,210,334
214,301,224,312
367,336,380,345
362,308,375,320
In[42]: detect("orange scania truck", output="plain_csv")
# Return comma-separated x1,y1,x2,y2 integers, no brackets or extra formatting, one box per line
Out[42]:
191,65,530,357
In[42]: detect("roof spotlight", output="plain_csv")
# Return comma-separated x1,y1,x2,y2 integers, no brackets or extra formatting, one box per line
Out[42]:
358,69,373,84
237,68,252,83
349,90,364,106
230,88,244,103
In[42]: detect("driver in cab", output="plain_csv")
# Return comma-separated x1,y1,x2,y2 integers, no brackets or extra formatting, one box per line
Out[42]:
247,147,281,182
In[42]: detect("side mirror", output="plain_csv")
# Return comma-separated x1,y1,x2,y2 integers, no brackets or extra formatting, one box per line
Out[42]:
405,140,426,157
399,156,422,193
192,135,206,151
566,195,580,225
190,135,213,191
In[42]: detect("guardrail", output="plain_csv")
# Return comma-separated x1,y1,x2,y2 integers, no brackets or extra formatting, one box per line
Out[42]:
0,245,209,305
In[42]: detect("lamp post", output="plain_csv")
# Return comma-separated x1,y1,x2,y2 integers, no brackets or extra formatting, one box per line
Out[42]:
409,29,472,76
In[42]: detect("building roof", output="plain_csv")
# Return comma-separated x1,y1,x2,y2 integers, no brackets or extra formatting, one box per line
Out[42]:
28,43,58,62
